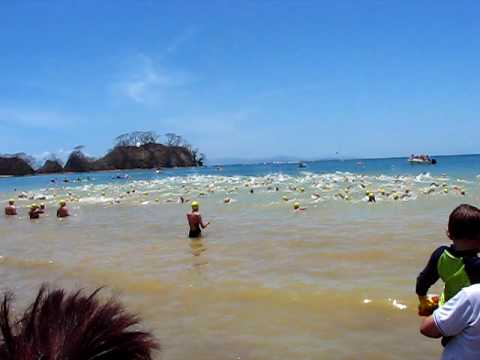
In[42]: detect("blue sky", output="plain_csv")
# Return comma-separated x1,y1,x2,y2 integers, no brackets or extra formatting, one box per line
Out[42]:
1,0,479,163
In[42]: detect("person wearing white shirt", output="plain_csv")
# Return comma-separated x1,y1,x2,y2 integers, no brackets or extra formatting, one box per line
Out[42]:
420,283,480,360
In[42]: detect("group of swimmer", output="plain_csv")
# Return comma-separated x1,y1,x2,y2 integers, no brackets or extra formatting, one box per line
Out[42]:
4,199,70,219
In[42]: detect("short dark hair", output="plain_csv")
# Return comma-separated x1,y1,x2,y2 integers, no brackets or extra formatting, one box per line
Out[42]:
0,285,159,360
448,204,480,241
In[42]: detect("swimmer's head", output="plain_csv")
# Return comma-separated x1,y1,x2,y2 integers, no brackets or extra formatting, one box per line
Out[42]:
8,199,15,205
191,201,199,210
40,203,45,209
293,202,300,210
59,200,66,207
30,203,38,210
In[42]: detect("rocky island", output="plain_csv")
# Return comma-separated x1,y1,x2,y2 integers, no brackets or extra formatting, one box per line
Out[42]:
0,131,204,176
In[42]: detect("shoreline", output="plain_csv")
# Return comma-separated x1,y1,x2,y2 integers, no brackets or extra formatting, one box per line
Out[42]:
0,166,203,179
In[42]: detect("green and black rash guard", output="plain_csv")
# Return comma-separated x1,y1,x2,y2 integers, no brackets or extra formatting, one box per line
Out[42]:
416,245,480,296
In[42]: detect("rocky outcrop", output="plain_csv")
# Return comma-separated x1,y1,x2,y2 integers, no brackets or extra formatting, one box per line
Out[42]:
3,142,199,176
0,156,35,176
98,143,196,169
37,160,64,174
62,144,197,173
64,151,96,172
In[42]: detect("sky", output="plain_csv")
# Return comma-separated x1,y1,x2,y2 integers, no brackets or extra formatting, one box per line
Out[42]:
1,0,480,163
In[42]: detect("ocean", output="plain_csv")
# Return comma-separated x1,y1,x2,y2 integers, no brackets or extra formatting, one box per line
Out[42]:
1,154,480,359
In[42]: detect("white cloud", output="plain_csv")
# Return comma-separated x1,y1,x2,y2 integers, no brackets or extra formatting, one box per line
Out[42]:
113,54,192,104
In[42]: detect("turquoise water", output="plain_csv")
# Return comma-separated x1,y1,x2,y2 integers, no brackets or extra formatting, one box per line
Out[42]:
2,154,480,193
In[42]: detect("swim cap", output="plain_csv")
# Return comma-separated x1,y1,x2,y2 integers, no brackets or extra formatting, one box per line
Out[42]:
31,203,38,209
282,196,289,201
293,202,300,209
191,201,199,210
59,200,66,206
8,199,14,205
40,203,45,207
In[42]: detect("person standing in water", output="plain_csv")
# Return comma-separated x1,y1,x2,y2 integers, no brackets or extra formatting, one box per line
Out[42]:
4,199,17,216
28,204,41,219
187,201,209,238
39,203,46,214
56,200,70,218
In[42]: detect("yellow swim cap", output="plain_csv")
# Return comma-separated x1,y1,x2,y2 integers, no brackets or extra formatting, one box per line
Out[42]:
31,203,38,209
191,201,199,210
282,195,289,201
8,199,14,205
59,200,66,206
293,202,300,209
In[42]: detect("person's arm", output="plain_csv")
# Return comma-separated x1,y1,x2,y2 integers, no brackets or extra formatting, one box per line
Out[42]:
199,215,209,229
416,247,446,296
420,316,442,338
420,288,473,339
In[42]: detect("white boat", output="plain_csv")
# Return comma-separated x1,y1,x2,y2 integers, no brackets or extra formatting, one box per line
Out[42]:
408,157,437,165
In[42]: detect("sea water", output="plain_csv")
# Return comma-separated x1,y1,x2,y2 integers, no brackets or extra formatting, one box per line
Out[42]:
1,154,480,359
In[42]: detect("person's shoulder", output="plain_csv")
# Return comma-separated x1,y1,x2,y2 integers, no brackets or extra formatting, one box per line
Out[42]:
463,284,480,296
431,245,449,258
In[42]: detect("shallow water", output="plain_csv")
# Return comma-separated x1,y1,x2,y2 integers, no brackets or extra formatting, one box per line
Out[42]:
1,156,480,359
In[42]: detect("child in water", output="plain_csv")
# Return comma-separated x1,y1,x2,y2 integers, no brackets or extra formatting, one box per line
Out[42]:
416,204,480,317
4,199,17,216
187,201,209,238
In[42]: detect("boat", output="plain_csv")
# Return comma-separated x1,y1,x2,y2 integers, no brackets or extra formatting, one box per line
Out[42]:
408,155,437,165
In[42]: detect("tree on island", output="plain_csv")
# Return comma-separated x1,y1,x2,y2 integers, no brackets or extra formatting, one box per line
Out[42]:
165,133,188,147
114,131,160,147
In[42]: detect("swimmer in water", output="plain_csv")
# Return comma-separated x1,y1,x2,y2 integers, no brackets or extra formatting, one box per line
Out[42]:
56,200,70,218
39,203,46,214
293,202,306,212
29,204,41,219
367,192,376,203
187,201,209,238
4,199,17,216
